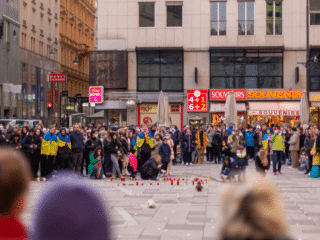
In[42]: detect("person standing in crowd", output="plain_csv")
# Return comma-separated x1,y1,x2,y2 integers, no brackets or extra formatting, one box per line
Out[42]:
245,126,254,161
171,125,180,165
56,128,72,170
230,130,240,160
69,124,85,173
272,128,285,175
88,147,104,179
102,130,113,177
235,145,248,182
40,126,58,181
10,133,22,152
22,128,42,180
109,132,123,179
120,132,130,176
195,127,207,164
226,123,233,136
0,149,32,239
20,127,28,141
288,127,300,168
299,127,306,155
165,133,175,175
182,129,195,166
152,132,162,158
255,148,270,176
158,137,171,175
253,127,261,158
304,129,315,174
212,126,222,164
262,129,273,155
206,125,214,163
136,125,154,171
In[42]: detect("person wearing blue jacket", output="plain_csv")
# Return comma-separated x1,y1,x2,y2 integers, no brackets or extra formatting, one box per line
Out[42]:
226,123,233,136
245,126,255,161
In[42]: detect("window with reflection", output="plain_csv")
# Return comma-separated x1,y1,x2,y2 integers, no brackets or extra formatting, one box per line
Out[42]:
167,5,182,27
139,2,155,27
310,50,320,91
238,1,254,35
137,50,183,91
210,49,283,89
210,2,226,36
266,1,282,35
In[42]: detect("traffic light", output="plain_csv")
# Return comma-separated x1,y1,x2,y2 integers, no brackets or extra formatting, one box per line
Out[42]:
47,103,53,108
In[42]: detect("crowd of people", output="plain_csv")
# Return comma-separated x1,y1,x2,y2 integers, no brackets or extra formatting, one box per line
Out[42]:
1,120,320,181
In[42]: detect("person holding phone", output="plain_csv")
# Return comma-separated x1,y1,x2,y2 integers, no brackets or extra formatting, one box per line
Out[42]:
88,147,104,179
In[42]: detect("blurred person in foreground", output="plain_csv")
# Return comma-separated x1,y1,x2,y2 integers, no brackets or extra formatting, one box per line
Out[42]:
0,148,32,239
219,177,291,240
32,173,112,240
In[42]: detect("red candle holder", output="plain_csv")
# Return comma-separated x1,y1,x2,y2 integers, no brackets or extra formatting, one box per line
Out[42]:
136,182,139,185
121,178,125,181
171,180,173,185
192,181,194,185
177,181,180,186
150,183,152,185
141,183,144,186
110,177,113,181
182,178,184,181
157,183,159,185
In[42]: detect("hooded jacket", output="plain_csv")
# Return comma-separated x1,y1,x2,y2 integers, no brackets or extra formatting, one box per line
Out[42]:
32,174,112,240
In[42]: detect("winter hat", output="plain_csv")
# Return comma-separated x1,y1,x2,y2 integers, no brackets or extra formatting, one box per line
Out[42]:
32,173,112,240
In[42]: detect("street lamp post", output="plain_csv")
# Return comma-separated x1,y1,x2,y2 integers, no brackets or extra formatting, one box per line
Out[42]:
50,41,78,127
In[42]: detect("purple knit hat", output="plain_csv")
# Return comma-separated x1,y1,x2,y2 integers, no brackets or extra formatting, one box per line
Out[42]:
32,173,112,240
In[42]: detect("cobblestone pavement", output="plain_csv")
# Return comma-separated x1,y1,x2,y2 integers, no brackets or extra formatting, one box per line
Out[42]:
22,161,320,240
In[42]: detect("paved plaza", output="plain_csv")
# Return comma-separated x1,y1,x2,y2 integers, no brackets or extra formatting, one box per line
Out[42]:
22,162,320,240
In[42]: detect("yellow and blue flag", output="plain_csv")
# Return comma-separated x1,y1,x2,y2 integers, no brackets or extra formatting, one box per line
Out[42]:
137,132,154,149
41,131,58,156
262,133,272,150
58,133,72,149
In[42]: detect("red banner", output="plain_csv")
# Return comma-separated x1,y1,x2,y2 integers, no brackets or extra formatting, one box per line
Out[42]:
187,90,208,112
210,89,246,101
49,74,66,82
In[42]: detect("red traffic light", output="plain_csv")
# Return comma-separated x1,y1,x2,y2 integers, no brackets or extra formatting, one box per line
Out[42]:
47,103,53,108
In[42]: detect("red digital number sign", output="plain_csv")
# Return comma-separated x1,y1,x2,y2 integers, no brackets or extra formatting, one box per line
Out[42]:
187,90,208,112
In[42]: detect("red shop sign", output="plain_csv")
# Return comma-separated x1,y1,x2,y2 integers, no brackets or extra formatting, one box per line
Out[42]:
49,74,66,82
210,89,246,101
187,90,208,112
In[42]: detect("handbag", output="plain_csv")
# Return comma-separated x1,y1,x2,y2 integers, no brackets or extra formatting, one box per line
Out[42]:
141,140,151,154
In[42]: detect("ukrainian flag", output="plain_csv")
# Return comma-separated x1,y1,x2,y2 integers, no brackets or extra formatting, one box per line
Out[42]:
41,131,58,156
137,132,154,149
130,138,137,150
57,133,71,149
262,133,272,150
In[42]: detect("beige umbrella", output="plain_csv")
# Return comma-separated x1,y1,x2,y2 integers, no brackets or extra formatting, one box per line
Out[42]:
164,93,171,127
156,91,165,127
300,91,309,129
225,92,237,128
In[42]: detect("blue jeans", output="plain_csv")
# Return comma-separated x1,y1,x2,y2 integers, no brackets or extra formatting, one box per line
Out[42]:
273,151,283,173
111,154,122,177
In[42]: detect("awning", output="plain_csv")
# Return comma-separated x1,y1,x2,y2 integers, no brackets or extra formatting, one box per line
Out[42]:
87,111,104,119
95,100,127,110
210,103,246,112
248,102,300,116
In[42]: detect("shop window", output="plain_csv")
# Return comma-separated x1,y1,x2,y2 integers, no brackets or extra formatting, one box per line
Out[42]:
210,49,283,89
139,2,155,27
137,50,183,92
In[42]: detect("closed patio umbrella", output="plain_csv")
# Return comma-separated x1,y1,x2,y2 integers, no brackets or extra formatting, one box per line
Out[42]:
225,92,237,128
164,93,171,127
157,91,165,127
300,91,309,129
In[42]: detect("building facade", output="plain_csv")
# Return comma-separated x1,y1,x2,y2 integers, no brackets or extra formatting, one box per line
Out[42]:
0,0,21,118
20,0,60,125
59,0,96,126
96,0,320,128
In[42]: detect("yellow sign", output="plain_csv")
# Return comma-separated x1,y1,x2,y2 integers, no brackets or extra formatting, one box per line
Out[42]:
310,92,320,101
247,90,303,100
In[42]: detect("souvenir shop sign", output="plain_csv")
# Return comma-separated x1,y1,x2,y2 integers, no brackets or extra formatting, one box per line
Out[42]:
247,90,303,100
210,89,246,101
249,110,300,116
89,86,104,103
187,90,208,112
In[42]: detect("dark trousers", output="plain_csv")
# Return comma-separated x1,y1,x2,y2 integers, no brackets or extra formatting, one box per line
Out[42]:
40,155,54,177
254,145,260,159
139,152,151,172
72,152,83,173
247,146,254,159
273,151,283,173
103,154,113,176
184,152,192,163
206,147,213,162
162,162,168,171
26,153,39,179
173,145,177,164
213,152,220,163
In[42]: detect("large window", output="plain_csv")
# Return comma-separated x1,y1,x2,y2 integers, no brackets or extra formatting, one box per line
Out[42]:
137,50,183,92
167,2,182,27
310,0,320,25
210,2,226,36
311,13,320,25
210,49,283,89
266,1,282,35
238,1,254,35
310,50,320,91
139,2,155,27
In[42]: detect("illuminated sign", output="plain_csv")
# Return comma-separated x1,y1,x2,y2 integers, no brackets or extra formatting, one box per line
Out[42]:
89,86,104,103
49,74,66,82
247,90,303,100
310,92,320,101
210,89,246,101
187,90,208,112
249,110,300,116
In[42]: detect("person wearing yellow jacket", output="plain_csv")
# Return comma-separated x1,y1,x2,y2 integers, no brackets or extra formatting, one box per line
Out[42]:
271,128,285,175
40,126,58,180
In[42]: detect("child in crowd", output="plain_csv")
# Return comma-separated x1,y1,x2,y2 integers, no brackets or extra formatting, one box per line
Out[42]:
255,148,270,176
235,145,248,182
299,147,308,171
128,149,138,180
220,156,234,182
0,148,32,239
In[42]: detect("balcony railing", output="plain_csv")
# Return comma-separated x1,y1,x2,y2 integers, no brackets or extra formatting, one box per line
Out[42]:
266,19,282,35
210,20,226,36
238,20,254,35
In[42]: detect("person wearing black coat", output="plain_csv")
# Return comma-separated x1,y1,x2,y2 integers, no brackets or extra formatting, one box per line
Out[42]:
10,133,22,152
182,129,195,165
140,156,162,180
158,138,171,172
171,126,180,165
22,129,42,179
56,128,73,170
83,131,102,175
0,130,7,146
109,133,123,178
212,129,222,164
255,148,270,176
103,137,113,176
